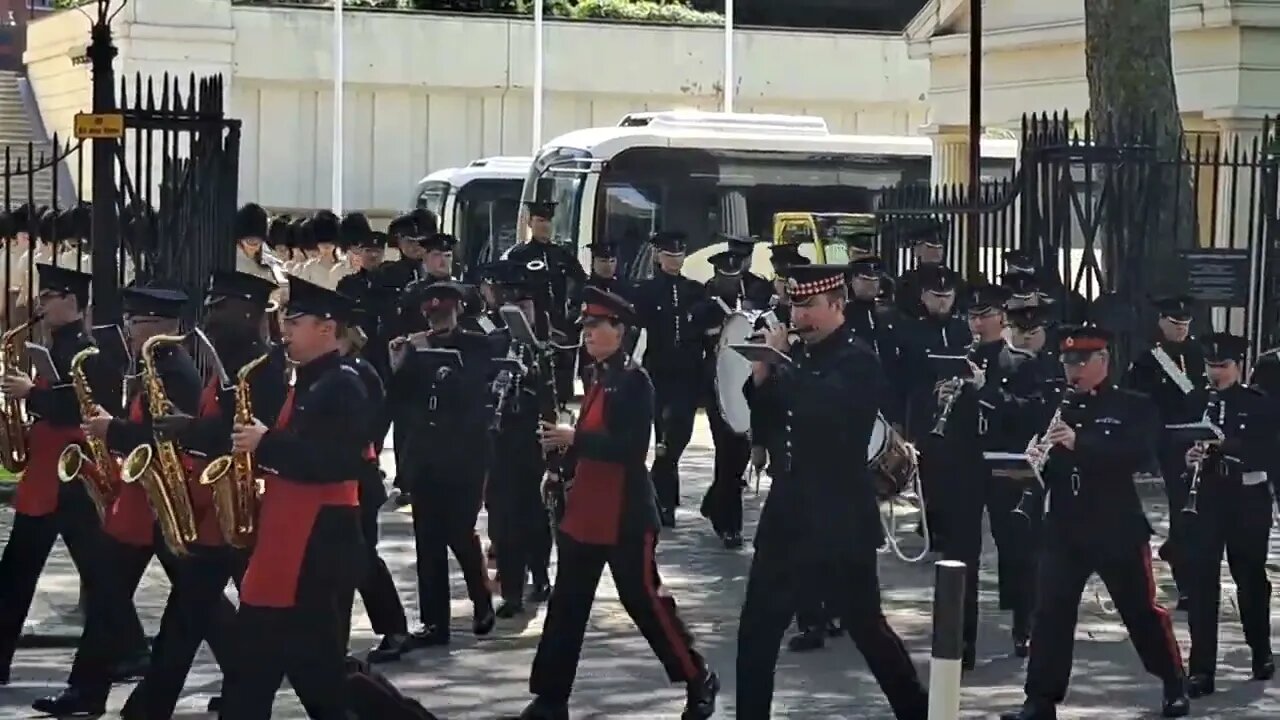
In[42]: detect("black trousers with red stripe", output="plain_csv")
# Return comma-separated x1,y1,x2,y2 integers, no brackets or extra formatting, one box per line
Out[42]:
1025,536,1184,703
529,531,706,703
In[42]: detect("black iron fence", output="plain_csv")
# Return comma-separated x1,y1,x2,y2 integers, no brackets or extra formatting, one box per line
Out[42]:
875,111,1280,365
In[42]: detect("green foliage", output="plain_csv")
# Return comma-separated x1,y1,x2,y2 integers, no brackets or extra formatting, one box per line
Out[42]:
52,0,94,9
341,0,725,25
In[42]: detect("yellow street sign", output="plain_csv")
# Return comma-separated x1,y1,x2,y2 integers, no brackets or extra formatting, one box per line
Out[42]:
73,112,125,140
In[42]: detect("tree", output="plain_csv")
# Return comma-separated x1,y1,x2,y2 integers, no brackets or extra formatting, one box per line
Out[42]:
1083,0,1191,296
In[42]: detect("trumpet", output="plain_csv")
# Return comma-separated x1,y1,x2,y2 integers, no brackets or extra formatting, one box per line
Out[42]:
0,313,43,473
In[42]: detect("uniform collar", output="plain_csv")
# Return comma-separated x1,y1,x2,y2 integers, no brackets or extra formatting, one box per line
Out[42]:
297,349,342,385
51,319,85,342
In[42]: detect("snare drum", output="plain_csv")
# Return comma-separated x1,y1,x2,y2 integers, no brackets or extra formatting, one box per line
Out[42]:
867,414,916,500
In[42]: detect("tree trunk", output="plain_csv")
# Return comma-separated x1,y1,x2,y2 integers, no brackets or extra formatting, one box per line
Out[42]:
1083,0,1192,299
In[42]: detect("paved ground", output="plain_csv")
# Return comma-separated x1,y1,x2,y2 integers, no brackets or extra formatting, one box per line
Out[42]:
3,416,1280,718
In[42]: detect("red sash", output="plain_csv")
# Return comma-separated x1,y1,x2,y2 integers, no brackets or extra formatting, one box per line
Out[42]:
15,377,83,517
240,386,359,608
186,377,225,547
560,382,627,545
102,395,155,548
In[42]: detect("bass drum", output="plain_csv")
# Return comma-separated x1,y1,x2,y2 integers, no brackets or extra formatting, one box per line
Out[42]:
714,312,756,435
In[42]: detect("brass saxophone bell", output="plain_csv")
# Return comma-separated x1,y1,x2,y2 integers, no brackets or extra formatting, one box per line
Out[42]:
121,444,154,485
56,444,85,484
198,455,234,487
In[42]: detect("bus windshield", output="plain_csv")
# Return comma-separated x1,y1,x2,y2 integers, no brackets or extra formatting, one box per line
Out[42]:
454,179,524,278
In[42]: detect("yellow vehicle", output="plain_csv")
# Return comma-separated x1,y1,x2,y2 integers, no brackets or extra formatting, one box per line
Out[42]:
768,212,878,273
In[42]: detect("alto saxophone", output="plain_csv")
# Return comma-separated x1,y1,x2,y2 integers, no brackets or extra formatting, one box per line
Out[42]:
56,347,120,520
198,351,272,548
120,334,199,556
0,313,43,473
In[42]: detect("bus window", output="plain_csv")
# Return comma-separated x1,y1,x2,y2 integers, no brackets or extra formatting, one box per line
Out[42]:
454,179,523,279
416,181,449,218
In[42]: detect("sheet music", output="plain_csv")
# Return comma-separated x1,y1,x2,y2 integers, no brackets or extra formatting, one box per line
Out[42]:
414,347,464,368
500,304,541,349
23,342,59,383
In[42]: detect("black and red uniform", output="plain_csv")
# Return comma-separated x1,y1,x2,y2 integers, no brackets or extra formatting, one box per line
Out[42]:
220,279,370,719
0,265,137,687
122,333,288,718
521,287,716,720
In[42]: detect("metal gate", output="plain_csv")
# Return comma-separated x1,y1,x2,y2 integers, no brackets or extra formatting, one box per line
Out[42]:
875,112,1280,364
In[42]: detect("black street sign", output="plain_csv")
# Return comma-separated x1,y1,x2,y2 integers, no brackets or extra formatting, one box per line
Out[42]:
1180,248,1252,306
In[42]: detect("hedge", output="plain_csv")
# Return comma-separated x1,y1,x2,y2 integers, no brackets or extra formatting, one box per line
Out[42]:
238,1,724,25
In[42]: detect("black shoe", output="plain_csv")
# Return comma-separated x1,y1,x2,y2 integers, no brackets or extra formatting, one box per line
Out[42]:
824,619,842,638
517,697,569,720
1175,596,1190,612
496,600,526,619
207,695,223,713
31,687,107,717
110,651,150,683
366,632,413,663
660,507,676,528
409,625,450,648
787,628,825,652
1186,673,1214,698
721,532,743,549
682,670,719,720
1013,633,1030,658
999,698,1057,720
528,580,552,603
1162,680,1191,718
961,646,976,673
1253,651,1275,680
474,604,496,636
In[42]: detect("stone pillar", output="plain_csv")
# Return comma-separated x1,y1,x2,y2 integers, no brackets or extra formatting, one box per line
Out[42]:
1212,118,1266,334
924,124,972,189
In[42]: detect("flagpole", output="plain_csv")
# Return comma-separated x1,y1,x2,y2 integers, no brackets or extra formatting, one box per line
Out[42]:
724,0,734,112
533,0,544,153
332,0,345,214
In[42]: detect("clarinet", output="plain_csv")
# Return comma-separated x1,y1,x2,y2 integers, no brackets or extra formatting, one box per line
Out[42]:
1183,386,1224,516
489,342,525,433
538,324,569,528
1013,385,1073,521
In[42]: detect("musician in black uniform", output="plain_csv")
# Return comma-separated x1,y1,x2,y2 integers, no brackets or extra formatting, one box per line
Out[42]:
122,271,290,717
696,251,757,549
1124,295,1206,608
336,226,391,380
936,283,1040,664
1002,249,1088,324
220,276,371,719
724,235,774,307
1248,346,1280,503
1182,332,1275,697
506,200,588,401
1001,326,1189,720
629,231,707,527
488,266,555,619
40,286,224,716
0,265,133,690
388,281,496,646
576,241,626,389
737,264,928,720
520,286,718,720
897,265,971,550
846,256,904,424
893,220,967,318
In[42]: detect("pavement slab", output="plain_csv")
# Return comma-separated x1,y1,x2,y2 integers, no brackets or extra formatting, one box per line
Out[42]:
2,416,1280,718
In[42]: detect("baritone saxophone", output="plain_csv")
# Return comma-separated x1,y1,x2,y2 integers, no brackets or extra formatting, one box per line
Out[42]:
120,334,199,555
56,346,120,519
198,351,272,548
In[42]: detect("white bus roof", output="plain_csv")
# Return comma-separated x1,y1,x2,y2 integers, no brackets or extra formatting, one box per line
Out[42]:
417,156,532,189
543,111,1018,161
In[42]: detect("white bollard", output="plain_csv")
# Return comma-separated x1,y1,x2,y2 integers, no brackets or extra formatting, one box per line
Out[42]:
928,560,966,720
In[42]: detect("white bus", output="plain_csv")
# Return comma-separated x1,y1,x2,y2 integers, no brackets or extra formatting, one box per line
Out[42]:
412,156,532,277
517,111,1019,282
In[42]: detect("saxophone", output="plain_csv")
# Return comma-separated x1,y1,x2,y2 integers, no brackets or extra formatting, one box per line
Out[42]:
120,334,199,556
56,347,120,520
197,351,272,548
0,314,43,473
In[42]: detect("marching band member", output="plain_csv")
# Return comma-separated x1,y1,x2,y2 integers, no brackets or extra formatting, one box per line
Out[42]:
845,255,904,423
1125,294,1206,608
697,250,755,549
0,265,131,687
737,264,927,720
1183,332,1275,697
338,314,412,663
220,275,371,719
1003,326,1188,720
938,283,1039,664
520,286,718,720
388,281,496,647
630,231,707,527
723,235,774,306
487,263,554,618
893,220,967,318
337,229,393,380
122,271,288,718
577,241,625,390
506,200,587,401
39,285,224,715
1247,345,1280,502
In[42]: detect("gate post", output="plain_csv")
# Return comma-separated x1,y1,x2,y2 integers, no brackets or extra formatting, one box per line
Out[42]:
88,2,121,324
